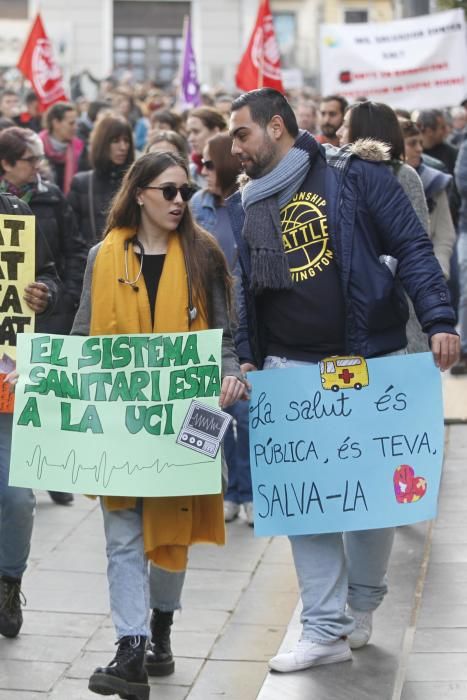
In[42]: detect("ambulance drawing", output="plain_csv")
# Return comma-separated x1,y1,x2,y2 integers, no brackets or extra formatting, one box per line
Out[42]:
319,355,369,392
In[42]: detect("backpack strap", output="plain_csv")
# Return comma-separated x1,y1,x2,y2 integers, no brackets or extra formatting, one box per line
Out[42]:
87,171,97,242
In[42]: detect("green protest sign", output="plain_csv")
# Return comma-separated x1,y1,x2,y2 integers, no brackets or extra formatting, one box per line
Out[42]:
10,330,228,497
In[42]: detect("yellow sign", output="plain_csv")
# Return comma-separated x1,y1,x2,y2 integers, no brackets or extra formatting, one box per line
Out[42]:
319,355,369,392
0,214,36,361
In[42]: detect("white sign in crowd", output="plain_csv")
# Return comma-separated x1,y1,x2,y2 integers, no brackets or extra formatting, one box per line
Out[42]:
320,9,467,109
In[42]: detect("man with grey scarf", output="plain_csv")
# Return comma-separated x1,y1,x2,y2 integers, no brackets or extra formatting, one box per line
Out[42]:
226,88,459,673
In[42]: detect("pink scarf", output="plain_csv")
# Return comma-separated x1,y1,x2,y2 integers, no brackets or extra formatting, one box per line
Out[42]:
40,130,84,194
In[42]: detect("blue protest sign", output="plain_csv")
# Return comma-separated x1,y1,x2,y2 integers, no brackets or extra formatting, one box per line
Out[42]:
248,353,444,536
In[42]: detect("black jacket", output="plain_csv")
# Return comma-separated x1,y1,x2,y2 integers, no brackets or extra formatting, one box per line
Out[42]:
29,181,87,333
68,166,127,248
0,192,59,333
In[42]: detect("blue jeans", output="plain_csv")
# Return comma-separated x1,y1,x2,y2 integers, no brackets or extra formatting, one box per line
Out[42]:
263,355,397,643
457,232,467,353
0,413,36,579
224,401,253,504
101,499,186,639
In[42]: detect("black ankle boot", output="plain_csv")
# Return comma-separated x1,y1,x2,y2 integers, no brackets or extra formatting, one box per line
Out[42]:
145,609,175,676
0,576,25,638
88,635,150,700
48,490,74,505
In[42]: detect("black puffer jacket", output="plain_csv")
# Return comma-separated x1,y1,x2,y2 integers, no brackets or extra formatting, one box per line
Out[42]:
29,180,87,333
68,166,127,248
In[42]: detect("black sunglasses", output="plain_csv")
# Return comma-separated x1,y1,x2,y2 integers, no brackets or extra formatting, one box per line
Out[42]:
201,159,215,171
143,184,196,202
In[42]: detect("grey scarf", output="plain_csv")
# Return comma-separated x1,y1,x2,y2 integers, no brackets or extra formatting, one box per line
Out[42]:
241,130,320,292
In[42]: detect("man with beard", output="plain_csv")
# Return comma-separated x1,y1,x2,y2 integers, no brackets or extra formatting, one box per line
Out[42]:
316,94,348,146
226,88,459,673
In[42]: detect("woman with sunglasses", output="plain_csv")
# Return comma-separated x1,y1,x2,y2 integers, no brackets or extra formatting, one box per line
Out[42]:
191,132,254,526
0,127,87,505
0,127,86,338
186,107,227,187
72,152,246,700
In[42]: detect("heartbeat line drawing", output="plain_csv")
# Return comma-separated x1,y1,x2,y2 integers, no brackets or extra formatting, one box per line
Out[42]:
26,445,213,489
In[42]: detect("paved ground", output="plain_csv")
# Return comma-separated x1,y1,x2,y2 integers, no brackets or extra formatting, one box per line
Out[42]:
0,496,297,700
1,383,466,699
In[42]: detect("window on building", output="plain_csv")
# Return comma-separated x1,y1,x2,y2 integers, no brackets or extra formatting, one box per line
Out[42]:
113,35,146,81
0,0,27,19
403,0,429,16
113,34,182,85
344,9,368,23
156,35,183,85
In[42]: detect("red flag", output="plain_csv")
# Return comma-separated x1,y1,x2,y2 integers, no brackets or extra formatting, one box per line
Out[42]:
235,0,284,93
17,13,68,111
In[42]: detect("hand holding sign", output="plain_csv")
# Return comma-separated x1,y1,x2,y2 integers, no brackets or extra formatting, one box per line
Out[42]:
248,353,444,537
219,375,248,408
23,281,49,314
10,330,232,498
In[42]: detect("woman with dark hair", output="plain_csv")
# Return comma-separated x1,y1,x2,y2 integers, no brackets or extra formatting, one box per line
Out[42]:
150,109,183,135
145,129,189,163
40,101,85,193
72,152,246,700
337,102,433,353
186,107,227,186
337,101,430,233
136,109,184,152
400,119,456,280
67,115,135,248
191,132,254,525
331,101,437,648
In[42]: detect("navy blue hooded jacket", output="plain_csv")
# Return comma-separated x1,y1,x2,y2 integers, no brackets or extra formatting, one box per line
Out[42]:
226,143,456,368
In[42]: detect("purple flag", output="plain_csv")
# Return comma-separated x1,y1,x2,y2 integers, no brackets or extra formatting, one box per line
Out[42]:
180,16,201,109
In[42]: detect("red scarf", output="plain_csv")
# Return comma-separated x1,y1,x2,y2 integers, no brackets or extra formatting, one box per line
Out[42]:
40,130,84,194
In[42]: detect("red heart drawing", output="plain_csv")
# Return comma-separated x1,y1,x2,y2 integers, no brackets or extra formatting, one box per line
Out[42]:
393,464,427,504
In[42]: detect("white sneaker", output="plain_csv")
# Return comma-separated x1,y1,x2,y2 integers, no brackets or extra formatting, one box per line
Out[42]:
268,637,352,673
224,501,240,522
347,606,373,649
243,501,254,526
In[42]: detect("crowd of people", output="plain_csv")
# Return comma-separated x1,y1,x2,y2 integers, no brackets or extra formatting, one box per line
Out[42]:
0,75,465,698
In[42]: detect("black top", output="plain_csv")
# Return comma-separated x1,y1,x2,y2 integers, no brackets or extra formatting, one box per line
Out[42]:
258,158,346,362
68,166,127,249
424,142,458,175
138,253,166,325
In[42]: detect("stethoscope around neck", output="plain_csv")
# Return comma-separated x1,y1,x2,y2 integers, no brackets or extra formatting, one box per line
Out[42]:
118,235,198,325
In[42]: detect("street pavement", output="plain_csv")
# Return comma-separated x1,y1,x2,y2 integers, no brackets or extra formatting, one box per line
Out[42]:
0,380,466,699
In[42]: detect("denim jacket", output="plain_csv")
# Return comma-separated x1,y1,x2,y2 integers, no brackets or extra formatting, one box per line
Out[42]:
191,189,238,271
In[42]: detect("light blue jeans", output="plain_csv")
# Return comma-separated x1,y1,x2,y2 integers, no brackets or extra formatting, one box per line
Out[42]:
263,355,398,643
101,499,186,639
0,413,36,579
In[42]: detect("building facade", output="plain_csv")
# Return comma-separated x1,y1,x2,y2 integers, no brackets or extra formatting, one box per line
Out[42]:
0,0,441,93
